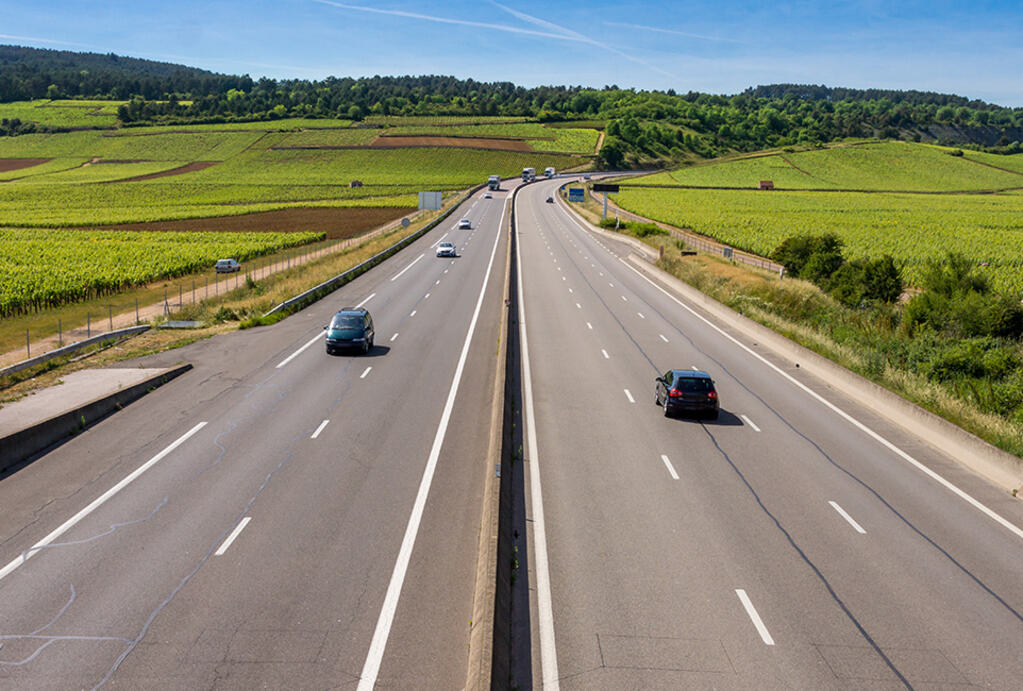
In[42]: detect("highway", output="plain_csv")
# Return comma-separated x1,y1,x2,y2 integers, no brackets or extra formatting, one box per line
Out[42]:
514,179,1023,689
0,185,511,688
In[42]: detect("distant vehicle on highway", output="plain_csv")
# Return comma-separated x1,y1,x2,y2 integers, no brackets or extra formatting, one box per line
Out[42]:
483,191,492,199
488,174,501,190
214,258,240,273
546,196,554,203
582,173,592,180
436,241,457,258
545,166,556,178
325,308,375,354
655,369,719,419
458,219,471,229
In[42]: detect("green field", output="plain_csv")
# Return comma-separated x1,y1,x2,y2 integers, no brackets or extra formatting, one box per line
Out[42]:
613,185,1023,292
0,99,120,128
635,142,1023,192
0,228,323,317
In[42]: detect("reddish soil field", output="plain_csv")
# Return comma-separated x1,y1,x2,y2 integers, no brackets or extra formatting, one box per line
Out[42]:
0,158,51,172
90,206,415,240
115,161,219,182
370,135,534,152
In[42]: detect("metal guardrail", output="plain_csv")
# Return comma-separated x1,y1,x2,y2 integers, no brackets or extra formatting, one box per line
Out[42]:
264,185,485,317
0,325,151,379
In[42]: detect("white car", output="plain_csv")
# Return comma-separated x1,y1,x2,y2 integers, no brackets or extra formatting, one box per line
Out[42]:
483,192,493,199
436,241,457,258
215,258,240,273
458,219,471,229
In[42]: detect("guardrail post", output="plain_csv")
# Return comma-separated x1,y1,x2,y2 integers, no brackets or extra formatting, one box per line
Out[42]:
108,305,113,331
136,298,140,325
58,319,62,347
87,313,91,338
26,329,30,357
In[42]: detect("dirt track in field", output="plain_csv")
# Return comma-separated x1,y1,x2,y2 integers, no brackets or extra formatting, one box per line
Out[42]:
0,158,51,172
115,161,220,182
89,206,416,240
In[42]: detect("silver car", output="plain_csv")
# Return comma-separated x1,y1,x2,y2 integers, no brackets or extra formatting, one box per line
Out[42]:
436,241,457,258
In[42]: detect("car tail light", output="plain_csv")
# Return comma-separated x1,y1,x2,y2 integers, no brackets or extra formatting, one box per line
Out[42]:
707,390,717,399
668,389,683,397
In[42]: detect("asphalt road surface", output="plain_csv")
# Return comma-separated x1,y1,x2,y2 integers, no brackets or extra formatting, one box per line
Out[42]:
514,179,1023,690
0,185,511,689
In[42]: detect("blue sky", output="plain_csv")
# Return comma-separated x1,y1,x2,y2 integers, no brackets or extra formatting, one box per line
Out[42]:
2,0,1021,106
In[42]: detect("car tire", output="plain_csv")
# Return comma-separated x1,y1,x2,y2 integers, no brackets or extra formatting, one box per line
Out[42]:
362,340,370,354
663,399,672,418
654,390,661,406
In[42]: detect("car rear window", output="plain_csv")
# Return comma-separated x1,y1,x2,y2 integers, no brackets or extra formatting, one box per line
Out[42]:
674,377,713,393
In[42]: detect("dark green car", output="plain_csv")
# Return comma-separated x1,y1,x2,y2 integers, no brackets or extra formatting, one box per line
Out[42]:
325,308,375,354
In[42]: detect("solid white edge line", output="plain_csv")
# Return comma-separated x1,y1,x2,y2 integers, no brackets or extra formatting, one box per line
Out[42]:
0,421,208,582
614,257,1023,541
355,292,376,309
624,389,635,403
661,454,680,480
360,366,372,379
829,500,867,534
276,330,323,369
736,589,775,645
389,253,425,282
357,195,506,691
740,414,762,432
215,516,252,556
517,192,561,689
311,419,330,439
430,231,449,248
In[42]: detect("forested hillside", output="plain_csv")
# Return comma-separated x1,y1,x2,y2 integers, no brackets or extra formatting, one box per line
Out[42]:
3,45,1022,167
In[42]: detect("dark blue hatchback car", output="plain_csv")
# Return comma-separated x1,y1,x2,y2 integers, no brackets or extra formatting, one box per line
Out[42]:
655,369,719,419
325,308,375,354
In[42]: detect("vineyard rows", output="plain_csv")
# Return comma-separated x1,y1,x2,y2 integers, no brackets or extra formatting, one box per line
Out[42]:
0,228,323,317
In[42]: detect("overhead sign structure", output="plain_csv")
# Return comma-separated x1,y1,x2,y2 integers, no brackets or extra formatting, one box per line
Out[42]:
418,191,442,211
568,188,585,202
592,184,619,193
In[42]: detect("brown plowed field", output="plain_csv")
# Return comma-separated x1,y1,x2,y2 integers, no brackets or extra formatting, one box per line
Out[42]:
0,158,51,172
90,206,415,239
371,135,534,151
115,161,219,182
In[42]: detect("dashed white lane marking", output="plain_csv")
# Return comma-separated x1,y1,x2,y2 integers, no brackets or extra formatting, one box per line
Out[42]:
624,389,635,403
215,517,252,556
736,590,775,645
740,414,761,432
692,365,700,370
390,253,424,281
568,288,573,293
311,419,329,438
601,349,610,359
829,501,867,534
621,295,628,302
576,303,582,309
660,454,680,480
587,322,593,329
444,269,449,274
424,292,431,299
390,333,399,342
436,279,441,285
410,310,417,317
609,282,614,287
360,367,372,379
0,421,208,582
430,231,449,248
659,334,669,342
637,312,645,319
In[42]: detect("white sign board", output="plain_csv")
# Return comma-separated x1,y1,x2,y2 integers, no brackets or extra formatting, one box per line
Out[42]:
418,191,442,210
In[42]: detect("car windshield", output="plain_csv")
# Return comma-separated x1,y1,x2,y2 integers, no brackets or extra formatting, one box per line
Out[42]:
332,315,362,328
674,377,713,393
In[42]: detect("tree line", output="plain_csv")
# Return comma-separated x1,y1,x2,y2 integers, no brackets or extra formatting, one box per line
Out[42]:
3,45,1023,167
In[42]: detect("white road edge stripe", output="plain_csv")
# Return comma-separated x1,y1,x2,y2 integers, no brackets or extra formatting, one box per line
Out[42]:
661,454,680,480
517,193,561,689
311,419,329,438
360,366,372,379
829,501,867,533
215,516,251,556
390,253,424,282
357,194,506,691
0,421,207,582
736,589,775,645
740,414,761,432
